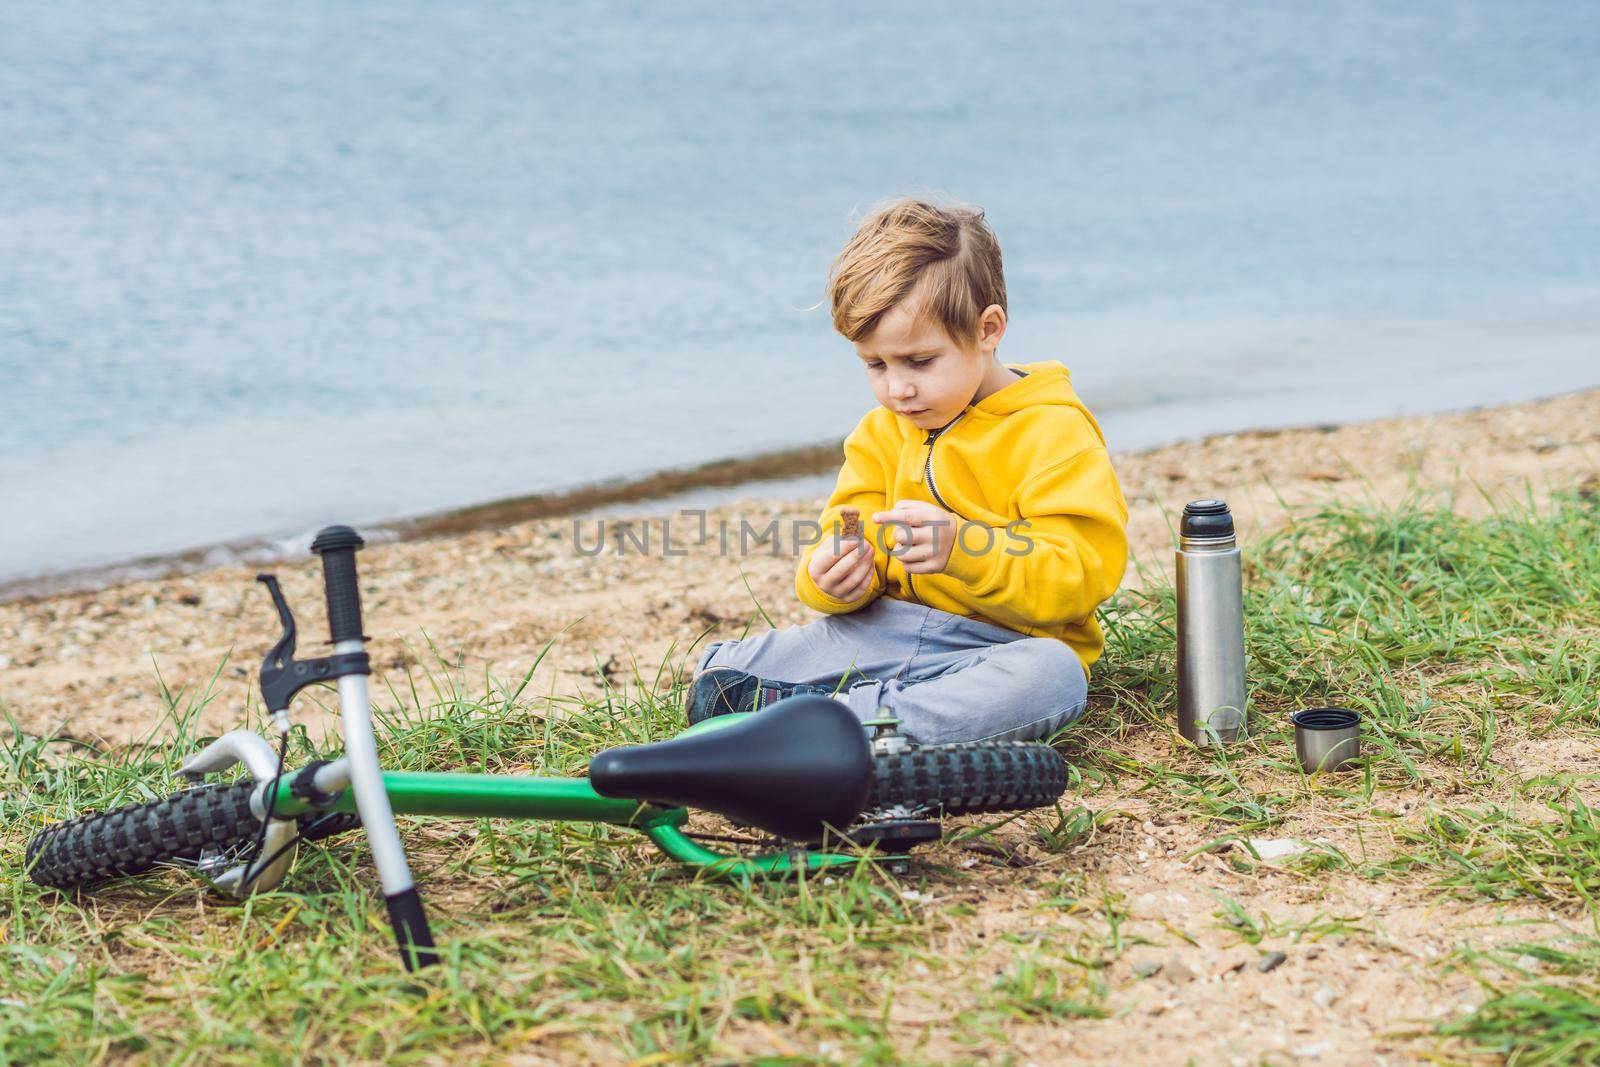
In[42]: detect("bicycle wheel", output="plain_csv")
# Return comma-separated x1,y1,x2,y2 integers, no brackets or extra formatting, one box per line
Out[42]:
867,740,1067,816
26,781,361,891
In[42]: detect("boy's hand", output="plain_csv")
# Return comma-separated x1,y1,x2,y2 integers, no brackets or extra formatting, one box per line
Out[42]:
872,500,958,574
808,533,876,602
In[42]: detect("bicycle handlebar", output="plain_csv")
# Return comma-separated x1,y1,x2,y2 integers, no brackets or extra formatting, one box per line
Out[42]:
309,525,366,643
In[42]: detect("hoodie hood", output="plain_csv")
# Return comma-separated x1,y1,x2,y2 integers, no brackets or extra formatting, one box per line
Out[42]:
968,360,1079,418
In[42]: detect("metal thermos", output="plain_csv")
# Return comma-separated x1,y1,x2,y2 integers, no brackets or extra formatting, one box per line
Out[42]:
1176,499,1248,744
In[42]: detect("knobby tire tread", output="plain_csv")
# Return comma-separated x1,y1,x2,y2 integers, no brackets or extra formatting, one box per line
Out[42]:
868,741,1067,815
27,782,361,890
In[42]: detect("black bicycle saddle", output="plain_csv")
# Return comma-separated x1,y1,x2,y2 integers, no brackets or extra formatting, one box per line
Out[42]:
589,695,873,841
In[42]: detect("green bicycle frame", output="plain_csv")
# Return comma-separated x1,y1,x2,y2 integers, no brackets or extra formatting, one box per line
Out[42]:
272,712,874,877
267,767,867,878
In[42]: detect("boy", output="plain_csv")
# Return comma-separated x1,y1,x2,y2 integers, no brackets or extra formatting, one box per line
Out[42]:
686,198,1128,744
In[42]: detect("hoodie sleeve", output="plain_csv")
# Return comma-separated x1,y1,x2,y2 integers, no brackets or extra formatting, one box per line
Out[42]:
940,445,1128,631
795,418,894,614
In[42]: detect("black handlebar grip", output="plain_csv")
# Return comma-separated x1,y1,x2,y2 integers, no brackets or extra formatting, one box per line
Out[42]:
309,525,366,643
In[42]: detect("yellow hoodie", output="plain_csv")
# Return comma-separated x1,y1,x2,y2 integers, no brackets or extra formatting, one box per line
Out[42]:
794,360,1129,671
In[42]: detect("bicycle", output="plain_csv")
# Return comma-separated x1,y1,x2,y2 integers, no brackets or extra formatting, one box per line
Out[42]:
26,526,1069,970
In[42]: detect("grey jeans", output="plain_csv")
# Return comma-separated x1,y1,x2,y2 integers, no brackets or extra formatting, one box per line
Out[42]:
694,596,1089,745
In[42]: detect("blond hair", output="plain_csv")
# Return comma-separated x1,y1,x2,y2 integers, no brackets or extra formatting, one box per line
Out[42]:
827,198,1007,343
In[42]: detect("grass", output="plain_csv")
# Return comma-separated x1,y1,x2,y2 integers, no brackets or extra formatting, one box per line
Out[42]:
1433,935,1600,1065
3,486,1599,1063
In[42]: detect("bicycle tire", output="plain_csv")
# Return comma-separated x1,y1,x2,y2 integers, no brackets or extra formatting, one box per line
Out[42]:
867,740,1067,816
26,781,362,891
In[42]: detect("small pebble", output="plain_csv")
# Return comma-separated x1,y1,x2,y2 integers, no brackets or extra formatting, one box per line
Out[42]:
1313,986,1336,1008
1134,960,1164,979
1258,950,1288,973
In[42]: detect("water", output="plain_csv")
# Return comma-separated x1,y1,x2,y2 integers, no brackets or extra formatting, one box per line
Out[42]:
3,2,1597,585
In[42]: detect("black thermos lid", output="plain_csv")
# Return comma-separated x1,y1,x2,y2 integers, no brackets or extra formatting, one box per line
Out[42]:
1181,499,1235,538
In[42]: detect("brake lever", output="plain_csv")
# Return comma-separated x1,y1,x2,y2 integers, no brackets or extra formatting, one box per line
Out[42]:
258,574,297,672
256,573,369,726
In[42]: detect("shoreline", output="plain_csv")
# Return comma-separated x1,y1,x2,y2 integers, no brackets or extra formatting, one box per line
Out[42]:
4,385,1599,607
0,441,845,604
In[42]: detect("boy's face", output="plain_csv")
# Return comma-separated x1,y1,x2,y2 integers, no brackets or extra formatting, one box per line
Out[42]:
855,299,1004,432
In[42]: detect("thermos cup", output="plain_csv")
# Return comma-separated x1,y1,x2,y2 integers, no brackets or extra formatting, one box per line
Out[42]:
1292,707,1362,772
1176,499,1248,744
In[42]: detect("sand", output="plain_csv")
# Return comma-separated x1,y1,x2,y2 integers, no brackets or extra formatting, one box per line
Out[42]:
5,388,1600,1063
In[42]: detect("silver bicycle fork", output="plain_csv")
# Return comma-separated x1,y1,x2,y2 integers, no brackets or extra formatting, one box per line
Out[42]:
332,642,436,969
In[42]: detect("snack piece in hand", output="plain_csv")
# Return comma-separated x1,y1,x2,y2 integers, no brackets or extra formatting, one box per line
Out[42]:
839,506,861,540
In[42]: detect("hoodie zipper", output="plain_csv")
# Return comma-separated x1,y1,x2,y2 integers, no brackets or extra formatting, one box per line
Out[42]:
903,411,964,603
